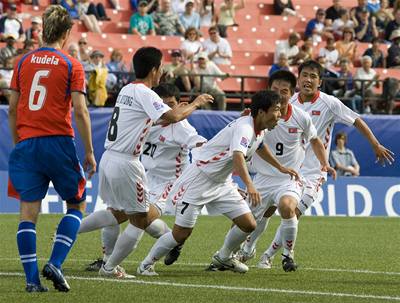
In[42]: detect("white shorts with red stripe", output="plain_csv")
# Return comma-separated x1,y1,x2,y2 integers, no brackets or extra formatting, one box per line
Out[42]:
168,164,251,228
147,173,175,215
99,150,150,214
297,174,326,214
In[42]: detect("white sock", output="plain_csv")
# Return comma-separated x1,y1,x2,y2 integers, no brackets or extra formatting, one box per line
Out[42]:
142,232,178,267
79,210,118,233
219,226,250,260
105,223,144,269
280,216,298,258
243,217,269,254
264,224,282,258
145,218,171,239
101,225,120,261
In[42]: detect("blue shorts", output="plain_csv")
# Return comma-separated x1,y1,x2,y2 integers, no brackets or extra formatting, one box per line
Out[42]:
8,136,86,204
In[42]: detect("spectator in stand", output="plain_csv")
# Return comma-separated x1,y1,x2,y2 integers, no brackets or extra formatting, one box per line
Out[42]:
153,0,185,36
21,39,35,54
164,49,192,92
273,0,296,16
202,26,232,65
179,0,201,30
333,58,363,112
305,8,334,43
268,53,290,76
351,0,368,23
87,50,108,106
332,9,356,39
336,27,357,63
180,27,203,61
68,42,79,59
106,49,129,89
387,29,400,67
317,55,338,95
354,55,380,113
216,0,245,38
330,132,360,177
0,55,14,104
0,34,17,65
199,0,216,27
274,32,300,65
363,37,385,67
319,37,339,69
292,37,313,65
355,7,378,42
0,4,24,42
78,37,91,70
326,0,343,21
191,52,228,110
385,9,400,41
367,0,380,13
25,16,42,46
77,0,110,21
171,0,191,14
129,0,155,36
375,0,394,34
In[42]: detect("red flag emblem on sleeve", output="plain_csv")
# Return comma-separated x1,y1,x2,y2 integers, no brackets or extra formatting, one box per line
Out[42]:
289,128,298,133
312,110,321,116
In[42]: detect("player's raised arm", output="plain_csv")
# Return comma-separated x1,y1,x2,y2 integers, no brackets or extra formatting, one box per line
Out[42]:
8,90,20,145
353,118,395,166
310,137,337,180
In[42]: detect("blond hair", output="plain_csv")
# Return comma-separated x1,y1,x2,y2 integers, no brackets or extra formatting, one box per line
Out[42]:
42,5,73,44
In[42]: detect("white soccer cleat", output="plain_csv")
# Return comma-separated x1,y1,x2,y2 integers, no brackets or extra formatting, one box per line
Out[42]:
257,254,273,269
211,252,249,273
235,248,256,263
137,263,159,276
99,264,136,279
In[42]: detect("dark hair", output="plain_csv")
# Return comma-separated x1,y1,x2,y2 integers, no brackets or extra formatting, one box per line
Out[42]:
153,83,180,102
42,5,73,44
184,27,199,39
268,70,297,92
250,90,280,117
133,47,163,79
208,25,219,34
298,60,324,79
371,37,380,44
335,132,347,145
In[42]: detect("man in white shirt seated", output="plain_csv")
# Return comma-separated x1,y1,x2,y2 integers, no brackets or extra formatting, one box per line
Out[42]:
202,26,233,65
274,32,301,65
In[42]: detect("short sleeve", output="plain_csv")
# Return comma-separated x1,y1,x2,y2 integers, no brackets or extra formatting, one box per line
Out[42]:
301,111,318,142
330,95,359,126
140,87,171,121
230,122,253,156
172,120,207,148
70,60,86,94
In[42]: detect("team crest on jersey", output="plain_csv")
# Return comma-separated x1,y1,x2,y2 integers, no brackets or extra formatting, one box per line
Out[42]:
240,137,249,148
159,135,166,142
312,110,321,116
288,127,298,133
153,102,164,110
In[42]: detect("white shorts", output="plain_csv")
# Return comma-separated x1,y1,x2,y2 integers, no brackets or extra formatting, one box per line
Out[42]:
297,175,325,214
169,165,251,228
251,174,303,220
99,150,150,214
147,174,175,215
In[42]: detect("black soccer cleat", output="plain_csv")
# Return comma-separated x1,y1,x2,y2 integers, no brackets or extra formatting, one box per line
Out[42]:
42,263,70,292
282,255,298,272
164,245,182,266
25,283,49,293
85,258,104,271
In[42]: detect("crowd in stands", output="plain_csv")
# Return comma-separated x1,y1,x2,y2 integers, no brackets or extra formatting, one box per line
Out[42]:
0,0,400,113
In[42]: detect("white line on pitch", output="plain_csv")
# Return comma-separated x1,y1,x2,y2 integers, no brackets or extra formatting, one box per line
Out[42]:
1,257,400,276
0,272,399,301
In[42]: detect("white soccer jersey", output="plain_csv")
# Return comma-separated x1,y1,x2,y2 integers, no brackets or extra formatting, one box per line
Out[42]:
290,91,359,178
104,83,171,155
251,103,317,178
141,119,207,183
192,116,265,183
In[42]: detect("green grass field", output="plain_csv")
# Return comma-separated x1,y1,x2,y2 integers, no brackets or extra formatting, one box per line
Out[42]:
0,214,399,303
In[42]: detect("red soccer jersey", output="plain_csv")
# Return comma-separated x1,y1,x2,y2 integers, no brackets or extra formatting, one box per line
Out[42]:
10,47,86,142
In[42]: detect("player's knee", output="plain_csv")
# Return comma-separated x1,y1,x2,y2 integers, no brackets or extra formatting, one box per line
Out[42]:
239,218,257,233
278,199,296,219
172,225,192,244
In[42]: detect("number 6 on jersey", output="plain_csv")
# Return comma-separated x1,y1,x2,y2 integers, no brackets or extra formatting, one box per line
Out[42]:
28,70,50,111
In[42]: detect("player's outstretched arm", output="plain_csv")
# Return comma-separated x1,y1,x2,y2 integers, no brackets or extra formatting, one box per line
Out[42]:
160,94,213,124
256,144,300,181
310,137,337,180
8,90,20,145
353,118,395,166
72,92,97,179
232,151,261,206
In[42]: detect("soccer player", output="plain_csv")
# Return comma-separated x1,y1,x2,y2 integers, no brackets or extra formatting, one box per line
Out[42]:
88,47,212,279
244,60,394,269
8,5,96,292
234,70,336,271
81,83,207,271
137,90,299,275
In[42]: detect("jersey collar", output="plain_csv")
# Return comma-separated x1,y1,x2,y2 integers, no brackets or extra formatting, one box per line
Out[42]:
281,103,292,122
298,91,320,104
131,81,149,87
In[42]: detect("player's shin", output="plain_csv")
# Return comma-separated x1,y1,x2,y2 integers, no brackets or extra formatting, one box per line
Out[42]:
145,218,171,238
243,217,270,255
264,225,283,258
280,216,298,258
79,209,118,233
101,225,120,262
219,225,251,260
141,231,179,267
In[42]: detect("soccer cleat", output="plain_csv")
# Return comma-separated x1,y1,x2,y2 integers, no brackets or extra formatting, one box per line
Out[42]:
257,254,273,269
42,263,70,292
85,258,104,271
211,252,248,273
99,264,136,279
164,245,182,266
25,283,49,293
235,248,256,263
282,255,298,272
137,263,159,276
